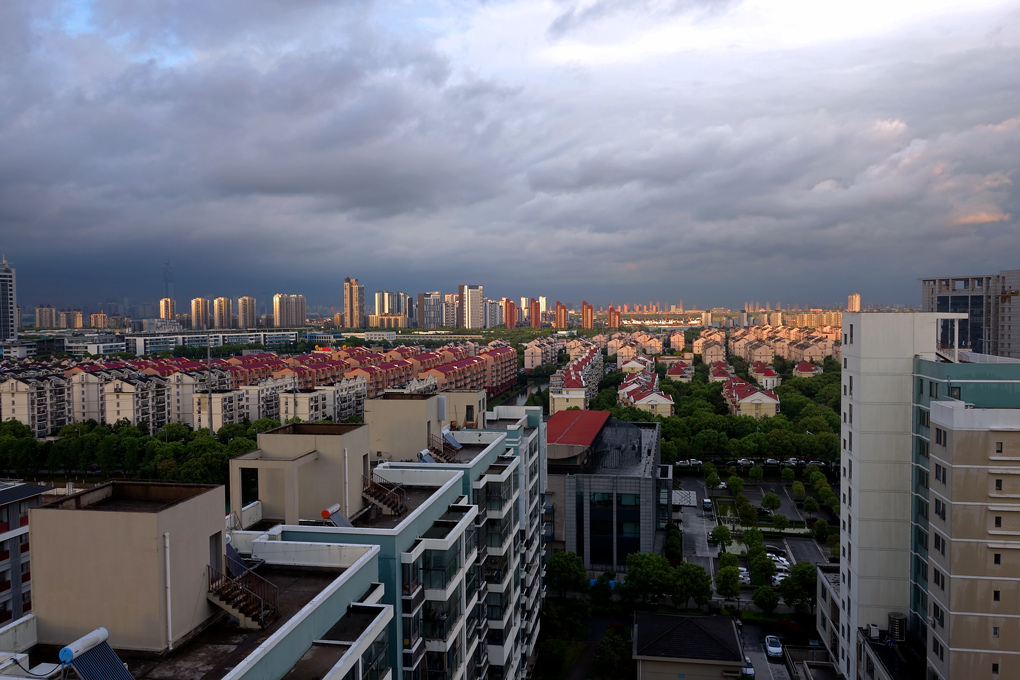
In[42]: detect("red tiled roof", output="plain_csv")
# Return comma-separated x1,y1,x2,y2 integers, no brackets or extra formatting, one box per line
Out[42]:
547,410,611,447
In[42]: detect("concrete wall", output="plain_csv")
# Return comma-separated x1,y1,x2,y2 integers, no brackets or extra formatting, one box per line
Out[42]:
32,485,223,652
635,657,743,680
364,396,439,461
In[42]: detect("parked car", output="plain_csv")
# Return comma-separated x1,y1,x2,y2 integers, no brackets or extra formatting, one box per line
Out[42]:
739,572,752,585
756,506,774,517
808,460,829,469
703,498,713,512
737,458,753,466
742,656,755,678
772,573,788,587
765,636,783,660
769,554,791,567
765,458,781,466
765,545,788,558
689,459,703,467
782,458,802,467
718,481,728,490
676,459,690,467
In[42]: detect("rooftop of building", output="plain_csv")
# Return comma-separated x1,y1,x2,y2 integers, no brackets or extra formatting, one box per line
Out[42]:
633,613,743,663
38,481,218,513
546,410,612,448
0,480,52,505
858,628,926,680
264,422,365,437
350,486,440,529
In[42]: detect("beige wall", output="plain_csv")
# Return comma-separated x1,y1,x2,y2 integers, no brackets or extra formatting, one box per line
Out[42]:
230,424,370,523
31,484,223,653
443,390,486,429
364,395,440,461
635,657,743,680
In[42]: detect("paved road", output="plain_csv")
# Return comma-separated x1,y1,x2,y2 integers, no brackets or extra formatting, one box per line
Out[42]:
741,621,793,680
785,536,829,566
679,476,718,574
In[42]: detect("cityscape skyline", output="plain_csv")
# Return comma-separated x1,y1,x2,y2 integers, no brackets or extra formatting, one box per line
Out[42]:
3,1,1018,309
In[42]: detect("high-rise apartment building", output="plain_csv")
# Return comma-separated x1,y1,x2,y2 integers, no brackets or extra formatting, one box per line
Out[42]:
530,298,541,328
443,294,459,327
237,296,256,329
213,296,232,329
847,292,861,312
920,270,1020,358
826,311,1020,680
343,277,365,328
582,301,594,329
374,290,395,315
502,298,517,329
190,298,209,330
519,297,529,324
538,296,548,322
159,297,176,320
554,301,567,329
57,309,83,329
35,305,56,328
608,306,621,328
0,259,16,343
458,284,484,329
272,294,306,328
483,299,502,328
417,291,444,329
89,312,108,329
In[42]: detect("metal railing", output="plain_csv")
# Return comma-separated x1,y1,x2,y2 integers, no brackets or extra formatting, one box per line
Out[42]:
208,564,279,626
363,475,407,513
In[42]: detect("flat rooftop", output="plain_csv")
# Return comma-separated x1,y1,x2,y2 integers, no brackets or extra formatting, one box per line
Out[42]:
861,629,926,680
351,486,438,529
264,423,365,436
38,481,218,513
30,566,345,680
283,605,381,679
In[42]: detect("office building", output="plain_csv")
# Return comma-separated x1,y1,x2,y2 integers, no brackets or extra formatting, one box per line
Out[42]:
545,409,670,573
418,291,444,329
829,311,1020,680
34,306,55,328
272,293,306,328
191,297,209,330
0,259,16,343
582,301,594,329
920,270,1020,358
237,296,256,329
459,285,484,329
343,277,366,328
213,296,232,329
159,297,175,320
848,292,861,312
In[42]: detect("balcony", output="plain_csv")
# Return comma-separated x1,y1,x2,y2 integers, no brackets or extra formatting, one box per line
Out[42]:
0,551,8,562
0,581,9,594
19,542,28,554
403,583,425,613
20,572,29,584
403,637,425,670
18,515,28,528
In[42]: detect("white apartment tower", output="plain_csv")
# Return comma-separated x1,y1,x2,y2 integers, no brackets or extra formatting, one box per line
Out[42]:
237,296,256,329
272,294,306,328
159,297,176,320
459,284,484,329
213,296,232,329
190,298,209,330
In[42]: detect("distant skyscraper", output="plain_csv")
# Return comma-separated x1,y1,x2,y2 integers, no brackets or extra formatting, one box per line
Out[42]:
159,297,176,320
530,298,541,329
502,298,517,329
444,294,459,327
273,294,306,328
608,306,621,328
519,297,529,323
0,259,16,342
847,292,861,312
582,301,593,330
190,298,209,330
375,290,397,315
459,285,484,329
58,309,83,329
343,277,365,328
35,305,56,328
554,301,567,329
213,297,232,329
483,299,502,328
417,292,444,329
237,296,256,329
538,296,548,321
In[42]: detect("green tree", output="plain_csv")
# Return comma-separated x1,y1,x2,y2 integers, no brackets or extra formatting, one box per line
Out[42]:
803,496,819,517
719,552,738,570
672,562,713,609
749,552,776,586
591,626,635,680
591,570,616,611
752,585,780,615
779,562,818,612
715,566,742,600
791,481,806,501
711,525,733,552
742,527,764,549
748,465,763,485
814,518,829,541
727,475,744,495
621,553,674,603
827,533,840,557
762,492,782,513
738,499,758,526
546,551,588,598
781,467,795,483
705,472,721,490
772,514,790,531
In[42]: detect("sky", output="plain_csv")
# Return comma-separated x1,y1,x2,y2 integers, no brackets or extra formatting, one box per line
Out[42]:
2,0,1019,312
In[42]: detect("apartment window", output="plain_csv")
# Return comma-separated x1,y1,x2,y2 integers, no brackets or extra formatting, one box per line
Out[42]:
930,381,939,398
848,488,852,507
934,464,946,484
993,664,1000,675
849,460,852,478
849,376,853,396
995,516,1002,528
996,479,1003,491
935,428,946,446
949,386,961,400
994,627,1000,638
918,470,929,490
849,324,854,344
932,603,944,627
918,377,924,395
849,404,853,424
844,358,847,369
994,553,1001,565
919,409,930,427
996,442,1004,454
849,432,853,451
934,499,946,520
994,590,1000,602
933,569,944,590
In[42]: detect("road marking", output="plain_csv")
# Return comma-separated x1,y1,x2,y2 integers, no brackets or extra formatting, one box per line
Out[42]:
761,644,777,680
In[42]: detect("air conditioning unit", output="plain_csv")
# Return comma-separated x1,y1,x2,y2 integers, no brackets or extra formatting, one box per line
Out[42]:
868,624,880,640
928,616,938,627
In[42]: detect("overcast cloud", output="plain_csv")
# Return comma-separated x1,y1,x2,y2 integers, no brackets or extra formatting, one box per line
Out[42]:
2,0,1019,311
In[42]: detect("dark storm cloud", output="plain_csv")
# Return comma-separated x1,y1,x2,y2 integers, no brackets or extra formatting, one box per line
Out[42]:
1,0,1019,310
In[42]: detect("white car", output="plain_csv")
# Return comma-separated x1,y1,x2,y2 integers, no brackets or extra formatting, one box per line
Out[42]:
765,635,783,659
718,481,728,490
765,458,781,466
772,574,787,587
689,459,703,467
739,572,751,585
737,458,753,466
769,554,791,567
